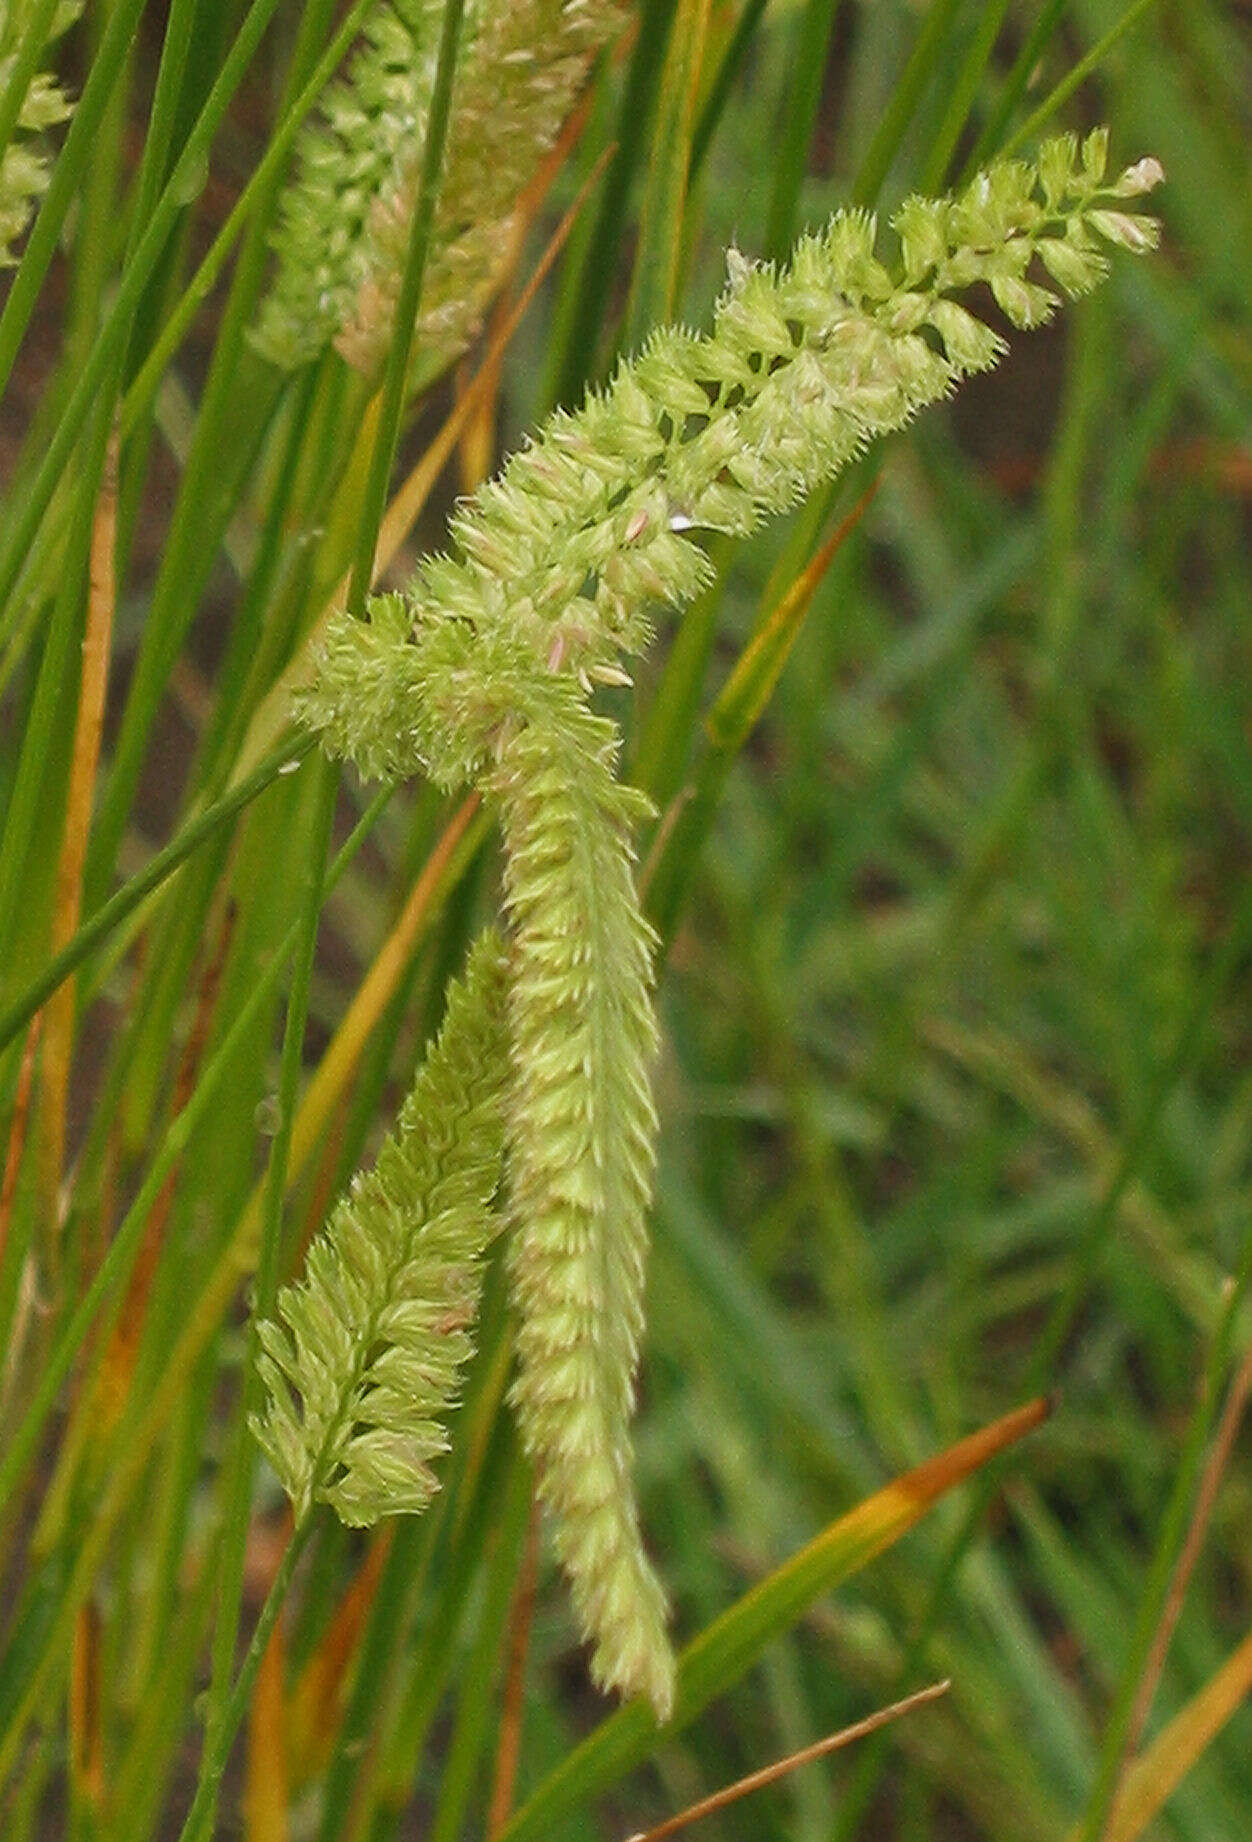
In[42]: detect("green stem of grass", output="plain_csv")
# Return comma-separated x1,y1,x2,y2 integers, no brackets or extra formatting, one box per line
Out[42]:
0,0,146,401
0,786,392,1784
964,0,1067,175
120,0,375,434
554,0,678,405
0,0,290,618
198,754,337,1837
0,773,376,1524
347,0,467,618
689,0,769,181
765,0,841,261
0,0,63,156
851,0,964,206
920,0,1009,191
1001,0,1161,159
177,1510,317,1842
625,0,709,345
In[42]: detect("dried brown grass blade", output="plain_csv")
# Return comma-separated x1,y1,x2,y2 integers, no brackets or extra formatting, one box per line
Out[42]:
487,1494,541,1837
40,428,120,1235
245,1605,289,1842
1121,1325,1252,1761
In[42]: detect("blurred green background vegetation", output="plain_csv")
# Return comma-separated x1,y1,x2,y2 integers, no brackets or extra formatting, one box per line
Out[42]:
0,2,1250,1839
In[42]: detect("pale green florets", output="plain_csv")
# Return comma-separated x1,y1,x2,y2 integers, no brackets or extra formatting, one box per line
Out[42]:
0,0,82,264
305,132,1163,786
497,694,673,1716
252,930,509,1524
251,0,437,370
252,0,628,380
281,134,1161,1722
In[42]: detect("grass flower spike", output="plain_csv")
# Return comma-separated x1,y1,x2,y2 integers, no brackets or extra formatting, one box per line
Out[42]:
307,132,1164,782
499,690,672,1715
252,929,509,1524
252,0,627,378
283,133,1161,1720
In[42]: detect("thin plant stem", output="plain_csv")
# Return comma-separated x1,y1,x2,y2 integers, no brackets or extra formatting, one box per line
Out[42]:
689,0,769,181
1002,0,1161,160
1121,1326,1252,1759
0,779,377,1521
119,0,377,434
486,1495,541,1837
964,0,1067,176
0,735,315,1055
764,0,842,262
1078,1229,1252,1842
831,870,1252,1841
0,790,393,1781
554,0,678,406
38,428,120,1210
0,0,62,157
624,1679,951,1842
0,1018,39,1260
625,0,710,344
0,0,147,401
852,0,964,206
920,0,1009,191
177,1511,317,1842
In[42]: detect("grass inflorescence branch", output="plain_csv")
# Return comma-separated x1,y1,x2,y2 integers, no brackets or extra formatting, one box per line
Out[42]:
252,0,628,384
257,130,1163,1720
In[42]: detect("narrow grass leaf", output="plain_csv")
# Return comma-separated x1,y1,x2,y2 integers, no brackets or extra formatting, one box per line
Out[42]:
626,0,710,343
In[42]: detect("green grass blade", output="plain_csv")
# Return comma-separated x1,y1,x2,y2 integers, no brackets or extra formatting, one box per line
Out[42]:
765,0,842,261
0,0,290,617
625,0,710,344
0,735,312,1050
851,0,964,206
0,0,146,400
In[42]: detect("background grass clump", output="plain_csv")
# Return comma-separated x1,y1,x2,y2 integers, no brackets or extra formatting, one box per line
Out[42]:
0,3,1250,1841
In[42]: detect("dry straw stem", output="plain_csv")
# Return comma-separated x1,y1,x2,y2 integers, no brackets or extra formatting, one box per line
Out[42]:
244,1601,289,1842
97,901,237,1432
29,901,238,1562
36,425,119,1248
68,1598,104,1813
286,1529,393,1785
1071,1627,1252,1842
624,1678,951,1842
486,1497,541,1837
0,791,486,1779
496,1399,1051,1842
1120,1325,1252,1764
